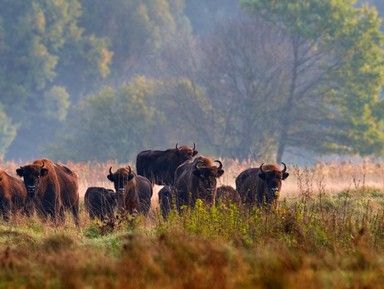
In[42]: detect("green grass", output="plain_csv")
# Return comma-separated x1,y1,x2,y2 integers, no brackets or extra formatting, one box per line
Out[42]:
0,188,382,289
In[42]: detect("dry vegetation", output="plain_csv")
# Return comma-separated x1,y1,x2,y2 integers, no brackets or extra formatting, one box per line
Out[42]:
0,160,383,289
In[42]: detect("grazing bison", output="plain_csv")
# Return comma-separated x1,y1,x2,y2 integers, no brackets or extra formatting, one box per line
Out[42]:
174,156,224,210
0,169,31,221
136,143,198,186
158,186,174,219
215,185,241,207
107,166,153,215
236,163,289,207
16,159,79,225
84,187,117,221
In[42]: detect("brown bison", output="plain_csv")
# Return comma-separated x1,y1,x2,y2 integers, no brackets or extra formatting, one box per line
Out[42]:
158,186,174,219
174,156,224,210
136,143,198,186
215,185,241,207
0,169,32,221
107,166,153,215
84,187,117,221
16,159,79,225
236,163,289,207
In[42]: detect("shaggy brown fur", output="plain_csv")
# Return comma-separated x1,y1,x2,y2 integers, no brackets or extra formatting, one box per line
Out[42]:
136,143,198,186
107,166,152,215
236,163,289,207
174,156,224,210
0,169,31,221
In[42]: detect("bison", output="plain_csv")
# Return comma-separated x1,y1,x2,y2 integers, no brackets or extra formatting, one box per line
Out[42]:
107,166,153,215
16,159,79,225
215,185,241,207
236,162,289,207
136,143,198,186
84,187,117,221
174,156,224,210
0,169,32,221
158,186,174,219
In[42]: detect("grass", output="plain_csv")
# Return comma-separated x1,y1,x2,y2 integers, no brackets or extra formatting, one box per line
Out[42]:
0,160,383,288
0,187,381,289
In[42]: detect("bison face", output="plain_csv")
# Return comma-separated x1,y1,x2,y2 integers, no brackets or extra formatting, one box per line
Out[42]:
16,163,48,198
258,163,289,204
176,143,198,161
107,167,134,194
192,160,224,205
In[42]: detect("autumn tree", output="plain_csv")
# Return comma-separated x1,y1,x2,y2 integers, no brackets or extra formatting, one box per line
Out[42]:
240,0,384,161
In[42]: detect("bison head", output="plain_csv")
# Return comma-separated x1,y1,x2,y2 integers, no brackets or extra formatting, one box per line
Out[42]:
107,166,134,210
107,166,134,193
258,162,289,204
192,159,224,205
176,143,198,160
16,162,48,198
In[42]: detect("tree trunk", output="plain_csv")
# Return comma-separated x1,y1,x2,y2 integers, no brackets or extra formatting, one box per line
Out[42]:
276,35,300,163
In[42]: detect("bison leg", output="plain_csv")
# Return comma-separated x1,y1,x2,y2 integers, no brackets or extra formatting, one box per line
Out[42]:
0,199,11,222
159,190,171,219
71,205,80,227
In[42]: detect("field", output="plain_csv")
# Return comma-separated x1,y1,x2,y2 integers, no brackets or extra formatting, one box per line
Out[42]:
0,160,383,289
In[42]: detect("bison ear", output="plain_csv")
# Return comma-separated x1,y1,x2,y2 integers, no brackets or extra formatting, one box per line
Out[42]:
107,174,114,182
192,150,198,156
282,172,289,180
258,173,266,180
16,167,24,177
127,173,135,181
216,169,224,178
40,168,48,177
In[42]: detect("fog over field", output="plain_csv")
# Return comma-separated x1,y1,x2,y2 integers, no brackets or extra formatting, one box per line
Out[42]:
0,0,382,165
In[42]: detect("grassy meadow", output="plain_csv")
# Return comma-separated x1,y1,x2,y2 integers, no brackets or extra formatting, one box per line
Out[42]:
0,160,383,289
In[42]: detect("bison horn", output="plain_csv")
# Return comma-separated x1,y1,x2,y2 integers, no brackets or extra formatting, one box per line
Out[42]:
175,143,179,150
259,163,265,173
41,162,45,169
109,167,113,175
126,166,131,175
214,160,223,170
281,162,287,173
193,143,196,151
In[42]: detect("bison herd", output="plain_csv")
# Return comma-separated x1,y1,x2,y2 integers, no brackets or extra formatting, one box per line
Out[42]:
0,144,289,225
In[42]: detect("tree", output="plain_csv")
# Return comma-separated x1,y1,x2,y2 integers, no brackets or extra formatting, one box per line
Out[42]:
80,0,188,81
0,0,111,159
48,77,163,162
240,0,384,161
0,105,17,160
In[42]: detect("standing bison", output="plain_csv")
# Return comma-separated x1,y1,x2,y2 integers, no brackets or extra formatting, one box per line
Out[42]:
136,143,198,186
158,186,174,219
84,187,117,221
16,159,79,225
174,156,224,210
0,169,31,221
107,166,152,215
236,163,289,207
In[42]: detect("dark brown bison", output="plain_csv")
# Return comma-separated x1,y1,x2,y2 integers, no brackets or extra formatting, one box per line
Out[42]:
158,186,174,219
84,187,117,221
107,166,153,215
174,156,224,210
215,185,241,207
136,143,198,186
236,163,289,207
0,169,32,221
16,159,79,225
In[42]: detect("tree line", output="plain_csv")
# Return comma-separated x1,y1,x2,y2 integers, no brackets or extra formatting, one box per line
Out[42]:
0,0,383,162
